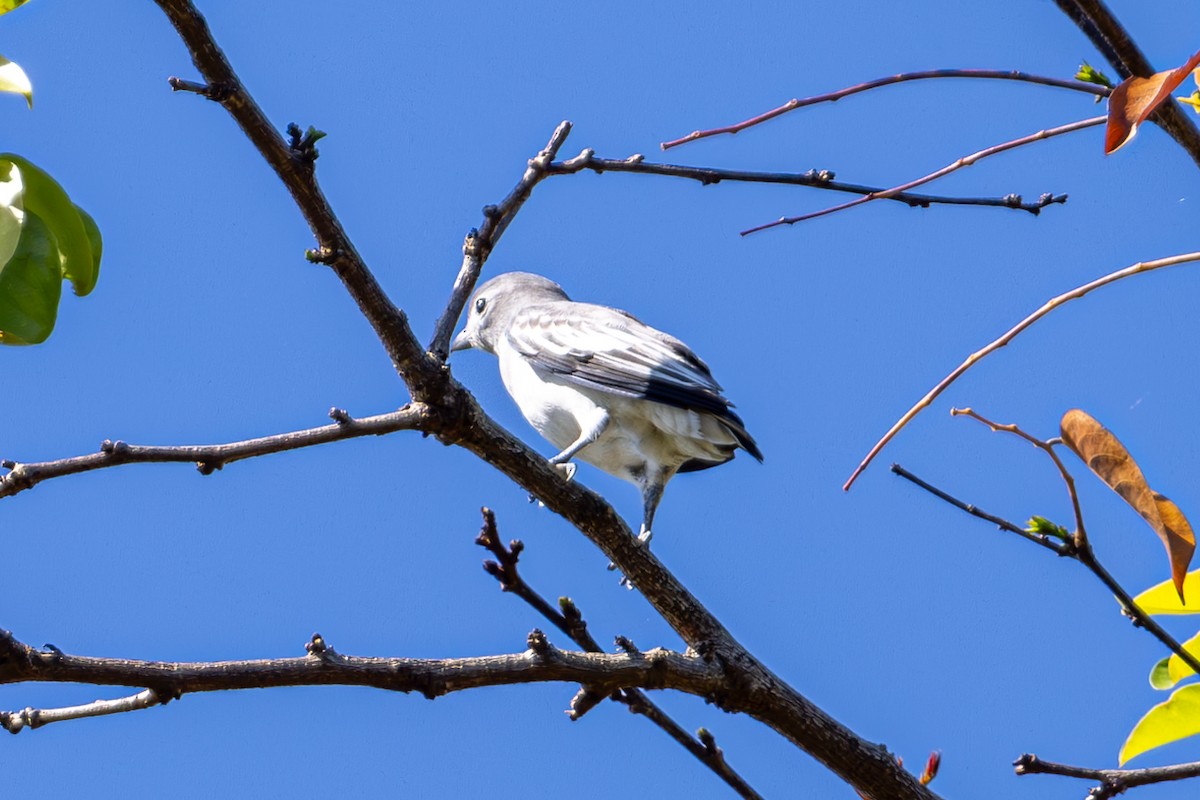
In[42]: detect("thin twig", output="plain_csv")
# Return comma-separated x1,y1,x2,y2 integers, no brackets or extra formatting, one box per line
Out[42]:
1015,752,1200,800
845,250,1200,490
894,453,1200,677
428,122,574,361
1052,0,1200,169
475,509,764,800
661,69,1109,150
890,464,1065,553
951,408,1088,549
741,116,1101,234
1,689,165,733
0,405,431,500
547,151,1065,215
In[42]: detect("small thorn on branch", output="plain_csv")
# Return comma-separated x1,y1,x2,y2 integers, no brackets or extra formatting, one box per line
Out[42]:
167,76,234,101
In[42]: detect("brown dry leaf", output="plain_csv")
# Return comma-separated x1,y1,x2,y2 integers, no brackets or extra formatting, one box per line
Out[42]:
1105,48,1200,154
1061,409,1196,601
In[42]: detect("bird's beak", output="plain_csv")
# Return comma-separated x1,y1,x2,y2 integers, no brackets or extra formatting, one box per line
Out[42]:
451,329,473,352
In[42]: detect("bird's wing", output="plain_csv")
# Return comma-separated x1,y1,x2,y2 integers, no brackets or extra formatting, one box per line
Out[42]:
506,301,733,420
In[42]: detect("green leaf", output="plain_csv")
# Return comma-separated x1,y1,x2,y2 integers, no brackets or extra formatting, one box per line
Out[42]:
1133,571,1200,615
1121,683,1200,764
0,154,97,296
0,0,29,17
1026,515,1069,539
1167,631,1200,684
0,54,32,108
1076,61,1114,89
74,204,102,285
0,211,62,344
1150,657,1176,690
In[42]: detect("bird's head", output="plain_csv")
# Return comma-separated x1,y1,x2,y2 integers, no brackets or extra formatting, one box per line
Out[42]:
452,272,569,354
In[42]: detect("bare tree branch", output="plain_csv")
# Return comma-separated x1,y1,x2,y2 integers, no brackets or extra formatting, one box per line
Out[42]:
1,689,165,733
475,508,764,800
149,3,944,797
0,405,431,500
1052,0,1200,168
845,250,1200,490
1015,753,1200,799
741,116,1100,234
547,150,1065,215
427,121,574,361
157,2,432,397
660,69,1109,150
0,629,723,714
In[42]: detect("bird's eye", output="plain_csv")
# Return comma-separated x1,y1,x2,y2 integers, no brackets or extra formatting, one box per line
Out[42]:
475,297,487,313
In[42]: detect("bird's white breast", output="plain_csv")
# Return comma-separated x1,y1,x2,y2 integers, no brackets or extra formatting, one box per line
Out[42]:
496,338,595,451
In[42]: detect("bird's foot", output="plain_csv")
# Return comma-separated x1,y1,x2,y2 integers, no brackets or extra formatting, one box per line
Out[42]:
529,462,577,506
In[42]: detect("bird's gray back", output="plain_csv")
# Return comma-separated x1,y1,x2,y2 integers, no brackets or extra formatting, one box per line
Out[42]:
506,300,762,462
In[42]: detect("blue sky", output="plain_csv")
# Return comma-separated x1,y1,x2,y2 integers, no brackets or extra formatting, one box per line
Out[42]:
3,2,1200,797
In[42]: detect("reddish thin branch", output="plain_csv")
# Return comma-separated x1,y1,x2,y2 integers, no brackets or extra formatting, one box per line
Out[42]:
951,407,1088,549
661,69,1109,150
845,250,1200,490
742,116,1101,234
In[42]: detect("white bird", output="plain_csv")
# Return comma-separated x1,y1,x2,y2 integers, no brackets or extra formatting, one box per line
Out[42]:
452,272,762,546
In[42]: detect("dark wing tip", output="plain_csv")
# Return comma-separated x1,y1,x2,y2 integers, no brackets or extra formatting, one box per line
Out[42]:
738,430,764,463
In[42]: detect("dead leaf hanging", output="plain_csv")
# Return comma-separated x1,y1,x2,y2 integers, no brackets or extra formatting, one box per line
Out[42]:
1105,48,1200,154
1060,409,1195,602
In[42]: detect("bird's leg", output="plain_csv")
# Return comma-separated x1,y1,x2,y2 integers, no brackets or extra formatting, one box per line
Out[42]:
528,411,609,504
608,473,666,588
637,479,664,547
548,410,609,481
